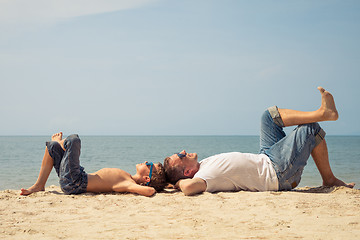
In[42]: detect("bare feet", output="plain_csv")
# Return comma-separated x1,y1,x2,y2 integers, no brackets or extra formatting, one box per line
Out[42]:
20,184,45,196
323,177,355,189
318,86,339,121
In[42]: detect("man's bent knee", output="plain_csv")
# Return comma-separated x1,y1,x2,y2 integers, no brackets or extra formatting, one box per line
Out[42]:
297,123,322,135
296,123,326,148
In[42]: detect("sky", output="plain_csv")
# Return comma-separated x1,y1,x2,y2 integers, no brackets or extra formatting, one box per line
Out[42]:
0,0,359,135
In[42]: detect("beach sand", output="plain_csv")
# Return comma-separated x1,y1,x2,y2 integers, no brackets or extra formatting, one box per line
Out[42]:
1,186,360,240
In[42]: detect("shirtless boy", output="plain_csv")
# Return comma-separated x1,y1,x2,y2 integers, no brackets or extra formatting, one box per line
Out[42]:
21,133,166,197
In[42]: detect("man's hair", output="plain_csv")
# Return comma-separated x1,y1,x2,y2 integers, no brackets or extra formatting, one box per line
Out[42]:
163,157,189,184
148,162,167,192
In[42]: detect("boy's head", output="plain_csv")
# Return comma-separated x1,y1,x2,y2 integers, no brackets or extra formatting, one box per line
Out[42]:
137,162,167,192
149,162,167,191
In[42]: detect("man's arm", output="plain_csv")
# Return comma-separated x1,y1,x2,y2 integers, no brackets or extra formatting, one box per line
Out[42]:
176,178,207,196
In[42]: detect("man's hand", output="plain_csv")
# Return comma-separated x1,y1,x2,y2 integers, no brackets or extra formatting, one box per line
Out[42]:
176,178,207,196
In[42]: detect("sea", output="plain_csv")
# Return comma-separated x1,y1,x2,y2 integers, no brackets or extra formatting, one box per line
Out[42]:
0,135,359,191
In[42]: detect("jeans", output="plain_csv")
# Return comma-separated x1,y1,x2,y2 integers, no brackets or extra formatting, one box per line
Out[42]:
46,134,88,194
259,106,326,190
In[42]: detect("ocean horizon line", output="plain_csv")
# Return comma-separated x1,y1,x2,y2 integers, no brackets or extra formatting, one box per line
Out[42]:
0,134,360,137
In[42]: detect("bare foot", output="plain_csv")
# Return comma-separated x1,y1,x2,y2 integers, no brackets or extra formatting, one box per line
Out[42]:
20,184,45,196
51,132,65,150
51,132,63,142
323,177,355,188
318,86,339,121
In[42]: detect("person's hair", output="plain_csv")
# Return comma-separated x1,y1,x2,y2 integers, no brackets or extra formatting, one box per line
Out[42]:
163,157,189,184
148,162,167,192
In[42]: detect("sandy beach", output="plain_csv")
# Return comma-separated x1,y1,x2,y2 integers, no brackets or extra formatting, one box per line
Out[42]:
1,186,360,240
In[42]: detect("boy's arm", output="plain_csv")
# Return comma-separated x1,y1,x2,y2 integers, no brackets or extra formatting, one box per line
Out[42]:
125,183,156,197
176,178,207,196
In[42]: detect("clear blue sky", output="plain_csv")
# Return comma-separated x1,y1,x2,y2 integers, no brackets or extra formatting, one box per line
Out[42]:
1,0,359,135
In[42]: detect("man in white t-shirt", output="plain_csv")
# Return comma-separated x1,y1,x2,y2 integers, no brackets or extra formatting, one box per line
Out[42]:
163,87,355,196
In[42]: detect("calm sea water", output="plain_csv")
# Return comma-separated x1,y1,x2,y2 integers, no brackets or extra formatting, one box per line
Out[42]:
0,136,359,191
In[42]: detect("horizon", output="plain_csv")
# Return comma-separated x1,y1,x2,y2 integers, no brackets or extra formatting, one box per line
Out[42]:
1,134,359,137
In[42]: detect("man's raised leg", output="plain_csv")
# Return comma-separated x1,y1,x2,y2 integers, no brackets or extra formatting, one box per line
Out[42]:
311,139,355,188
20,132,65,195
278,87,339,127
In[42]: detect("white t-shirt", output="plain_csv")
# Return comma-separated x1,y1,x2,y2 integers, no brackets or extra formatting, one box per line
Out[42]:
193,152,279,192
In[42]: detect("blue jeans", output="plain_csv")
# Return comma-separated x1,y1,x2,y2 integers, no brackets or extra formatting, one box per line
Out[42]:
259,106,326,190
46,134,88,194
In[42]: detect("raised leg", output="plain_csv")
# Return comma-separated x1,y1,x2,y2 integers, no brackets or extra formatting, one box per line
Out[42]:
311,139,355,188
20,132,65,195
278,87,339,127
59,134,88,195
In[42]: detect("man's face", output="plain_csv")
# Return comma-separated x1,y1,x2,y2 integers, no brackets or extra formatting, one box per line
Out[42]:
168,150,199,175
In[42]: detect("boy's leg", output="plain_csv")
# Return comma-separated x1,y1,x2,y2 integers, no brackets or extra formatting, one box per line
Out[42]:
278,87,338,127
311,139,355,188
59,134,88,195
20,133,65,195
20,148,53,195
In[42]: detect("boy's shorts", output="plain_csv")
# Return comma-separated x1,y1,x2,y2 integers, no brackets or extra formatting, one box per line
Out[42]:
46,134,88,194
